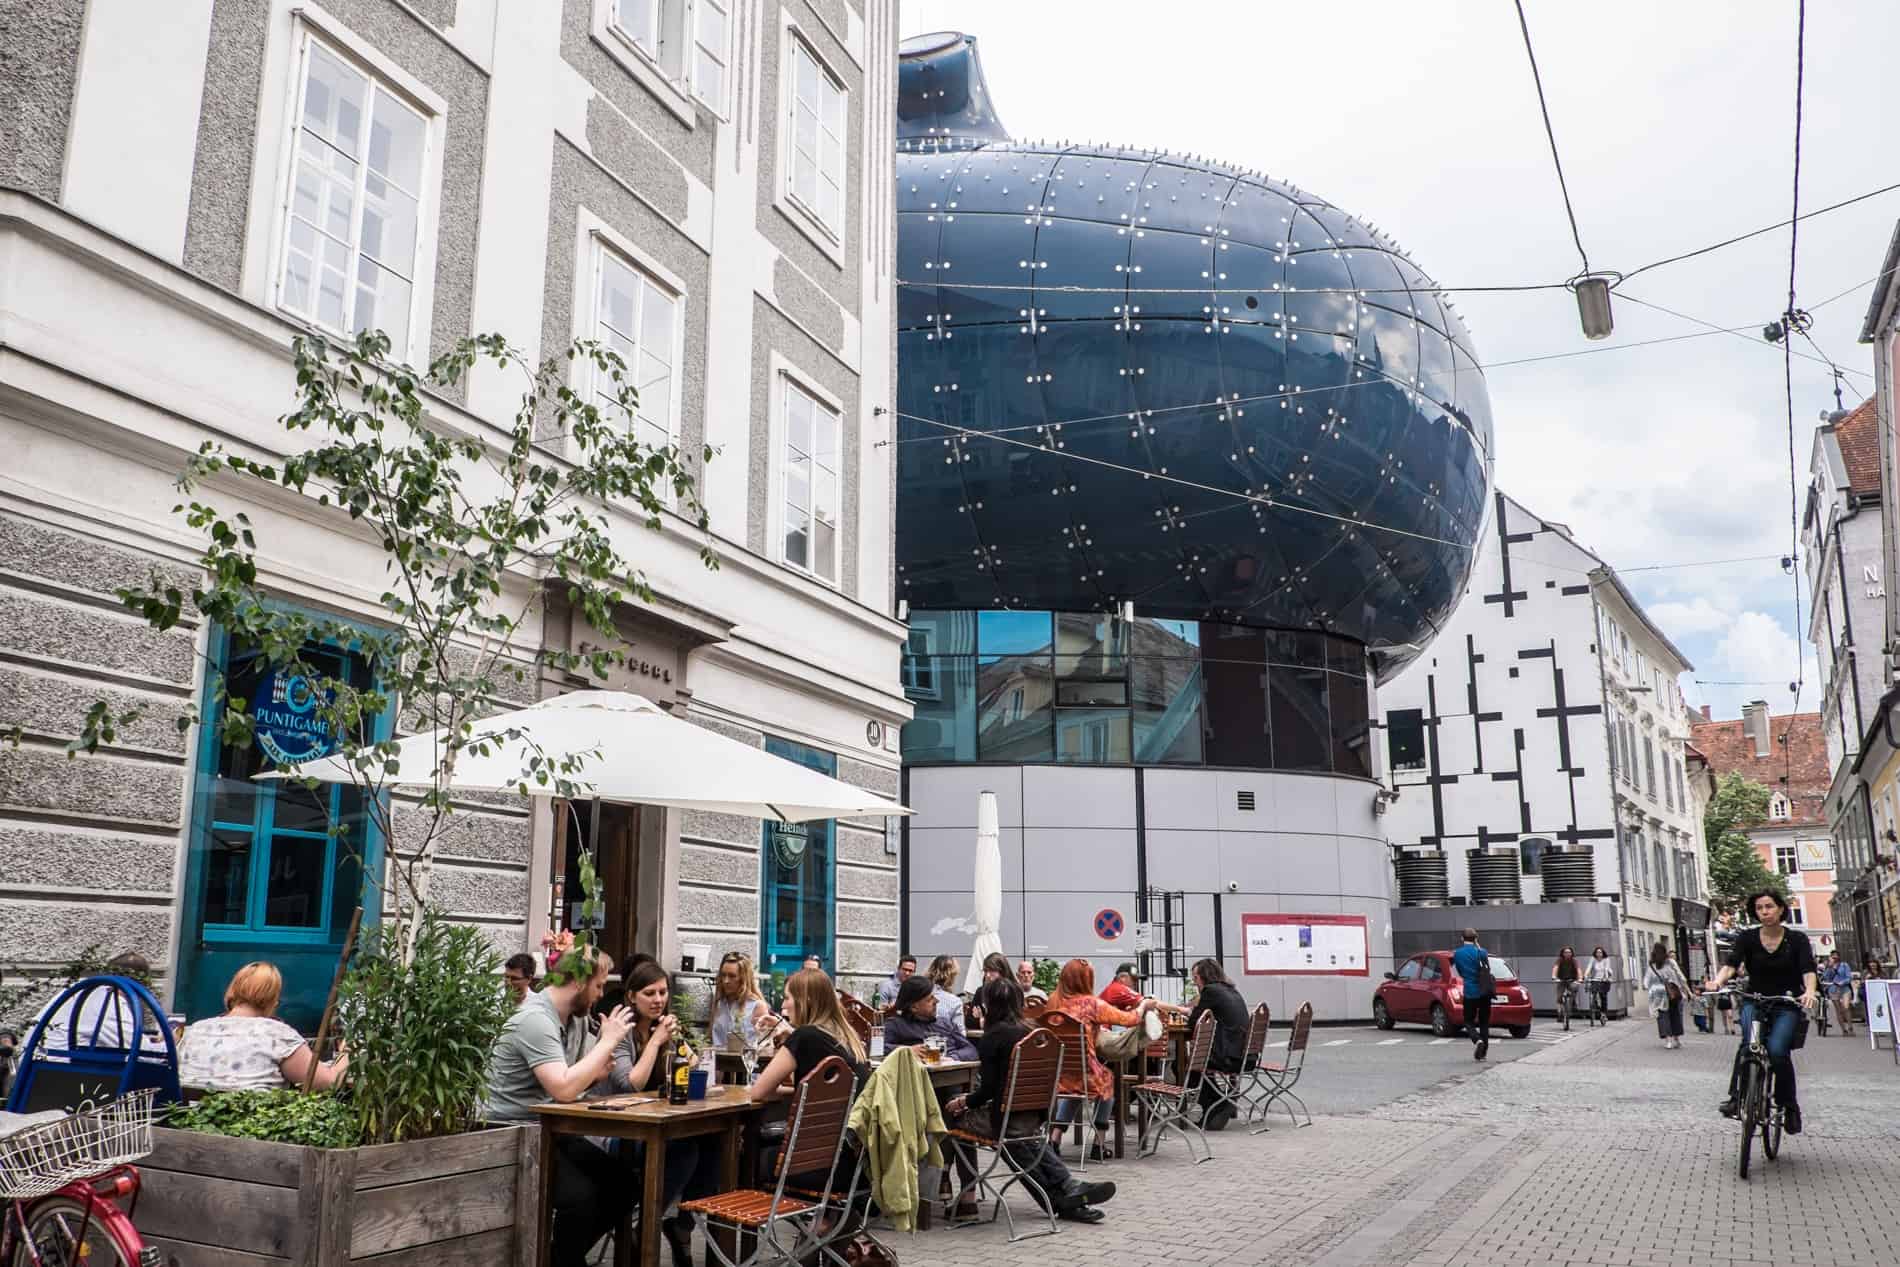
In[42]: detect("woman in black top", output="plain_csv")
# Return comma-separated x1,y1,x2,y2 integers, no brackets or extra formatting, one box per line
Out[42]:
884,976,979,1061
1187,958,1251,1130
943,980,1115,1224
1705,890,1819,1134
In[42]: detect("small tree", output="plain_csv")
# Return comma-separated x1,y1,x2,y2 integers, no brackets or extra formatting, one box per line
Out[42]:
1703,771,1791,916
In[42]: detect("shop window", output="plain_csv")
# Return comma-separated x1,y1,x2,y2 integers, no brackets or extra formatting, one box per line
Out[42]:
760,737,835,977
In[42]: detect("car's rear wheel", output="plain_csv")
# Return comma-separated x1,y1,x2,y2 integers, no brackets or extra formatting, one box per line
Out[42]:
1430,1004,1455,1037
1508,1025,1531,1039
1373,998,1395,1030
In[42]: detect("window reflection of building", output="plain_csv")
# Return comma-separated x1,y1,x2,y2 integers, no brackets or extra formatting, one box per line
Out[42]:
900,608,1371,777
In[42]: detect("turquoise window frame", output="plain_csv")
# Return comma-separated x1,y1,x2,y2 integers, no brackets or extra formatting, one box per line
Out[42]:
759,737,837,977
186,616,393,948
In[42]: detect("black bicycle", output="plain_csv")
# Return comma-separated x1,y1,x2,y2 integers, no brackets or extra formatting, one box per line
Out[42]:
1586,980,1608,1027
1714,989,1804,1180
1555,980,1578,1031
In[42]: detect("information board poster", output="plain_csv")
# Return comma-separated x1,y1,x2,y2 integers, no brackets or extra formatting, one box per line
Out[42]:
1242,913,1369,976
1866,979,1894,1050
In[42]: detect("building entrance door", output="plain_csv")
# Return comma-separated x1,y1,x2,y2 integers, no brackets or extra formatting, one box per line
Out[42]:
558,799,649,975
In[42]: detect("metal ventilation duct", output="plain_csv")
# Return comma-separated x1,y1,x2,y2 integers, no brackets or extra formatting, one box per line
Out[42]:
1395,847,1450,907
1467,846,1522,905
1540,844,1598,902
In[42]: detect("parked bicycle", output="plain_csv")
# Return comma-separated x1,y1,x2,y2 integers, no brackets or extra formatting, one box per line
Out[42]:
1711,990,1804,1180
0,1087,164,1265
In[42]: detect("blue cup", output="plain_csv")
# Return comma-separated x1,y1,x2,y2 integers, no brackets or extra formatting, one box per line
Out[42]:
688,1068,709,1100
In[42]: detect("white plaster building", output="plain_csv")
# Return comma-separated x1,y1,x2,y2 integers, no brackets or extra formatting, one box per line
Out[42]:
1379,492,1708,1002
0,0,905,1026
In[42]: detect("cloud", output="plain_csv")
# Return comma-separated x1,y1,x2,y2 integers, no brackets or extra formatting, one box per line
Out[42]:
1646,597,1733,638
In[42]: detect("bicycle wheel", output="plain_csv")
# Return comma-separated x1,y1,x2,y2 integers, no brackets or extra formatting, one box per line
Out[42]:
1762,1072,1783,1161
1558,994,1570,1031
1737,1063,1761,1180
11,1196,138,1267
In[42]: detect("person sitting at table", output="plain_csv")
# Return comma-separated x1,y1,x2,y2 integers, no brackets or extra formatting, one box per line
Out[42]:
481,946,634,1267
1187,958,1251,1131
1045,959,1155,1160
1016,960,1048,1005
944,979,1117,1224
968,953,1012,1026
749,967,869,1099
884,976,978,1062
881,954,917,1009
503,953,539,1006
178,962,349,1092
926,955,968,1033
610,962,723,1267
708,952,775,1051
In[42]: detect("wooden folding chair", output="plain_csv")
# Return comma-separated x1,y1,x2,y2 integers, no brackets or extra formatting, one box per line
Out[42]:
1205,1003,1270,1126
1038,1011,1104,1169
838,995,876,1047
1133,1012,1216,1163
944,1027,1065,1242
684,1055,866,1267
1249,1001,1314,1132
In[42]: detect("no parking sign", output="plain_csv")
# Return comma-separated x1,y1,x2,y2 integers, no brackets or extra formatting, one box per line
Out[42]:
1094,908,1125,940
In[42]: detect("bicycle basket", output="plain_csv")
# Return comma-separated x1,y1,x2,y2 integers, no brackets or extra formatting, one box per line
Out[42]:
0,1087,156,1201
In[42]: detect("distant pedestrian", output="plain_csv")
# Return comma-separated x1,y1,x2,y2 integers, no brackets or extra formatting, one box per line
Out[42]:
1644,943,1688,1049
1451,928,1493,1060
1823,951,1855,1036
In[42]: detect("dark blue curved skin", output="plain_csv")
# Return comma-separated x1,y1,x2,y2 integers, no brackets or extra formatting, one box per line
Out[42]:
894,34,1494,682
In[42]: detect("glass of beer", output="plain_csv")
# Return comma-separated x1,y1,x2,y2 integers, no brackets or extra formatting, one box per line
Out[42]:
922,1036,945,1065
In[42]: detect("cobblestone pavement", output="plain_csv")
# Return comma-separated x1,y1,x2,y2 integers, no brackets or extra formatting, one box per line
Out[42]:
877,1020,1900,1267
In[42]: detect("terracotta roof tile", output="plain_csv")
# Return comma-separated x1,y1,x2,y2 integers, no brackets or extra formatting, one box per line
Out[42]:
1835,397,1880,497
1689,712,1830,827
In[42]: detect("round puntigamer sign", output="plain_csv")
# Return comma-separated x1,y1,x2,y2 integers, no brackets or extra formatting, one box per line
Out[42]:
250,669,338,765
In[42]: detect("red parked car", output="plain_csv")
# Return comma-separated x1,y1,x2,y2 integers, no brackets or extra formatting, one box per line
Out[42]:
1373,950,1533,1038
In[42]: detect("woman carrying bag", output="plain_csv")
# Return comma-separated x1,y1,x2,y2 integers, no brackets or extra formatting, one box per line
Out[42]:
1643,942,1690,1050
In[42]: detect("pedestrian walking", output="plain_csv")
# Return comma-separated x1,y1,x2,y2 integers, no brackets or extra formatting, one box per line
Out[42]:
1451,928,1494,1060
1644,942,1688,1048
1823,951,1855,1036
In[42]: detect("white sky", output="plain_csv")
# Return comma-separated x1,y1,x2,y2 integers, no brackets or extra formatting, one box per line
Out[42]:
897,0,1900,722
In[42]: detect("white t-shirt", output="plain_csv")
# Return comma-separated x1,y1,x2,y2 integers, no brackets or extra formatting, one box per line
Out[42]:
178,1015,306,1090
34,991,145,1052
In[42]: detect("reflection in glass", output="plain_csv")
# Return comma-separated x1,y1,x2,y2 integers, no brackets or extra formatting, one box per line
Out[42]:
1328,670,1369,778
1056,709,1131,763
1270,667,1330,771
1055,612,1128,664
1268,629,1327,668
977,610,1054,656
976,654,1054,761
205,831,253,926
901,654,976,762
1203,655,1270,768
263,834,328,928
1134,618,1199,654
1200,622,1268,664
1132,657,1203,764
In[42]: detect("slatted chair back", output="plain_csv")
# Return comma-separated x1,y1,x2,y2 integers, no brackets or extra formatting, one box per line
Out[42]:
1003,1026,1063,1118
1183,1011,1216,1080
1282,1001,1314,1071
1242,1003,1272,1065
838,995,875,1045
1023,997,1046,1020
1037,1010,1090,1095
777,1054,857,1181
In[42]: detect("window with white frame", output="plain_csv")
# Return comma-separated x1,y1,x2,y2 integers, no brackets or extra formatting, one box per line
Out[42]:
279,35,430,351
786,36,846,238
607,0,730,113
779,376,841,583
902,628,938,699
1774,842,1798,875
1769,792,1791,821
591,243,679,453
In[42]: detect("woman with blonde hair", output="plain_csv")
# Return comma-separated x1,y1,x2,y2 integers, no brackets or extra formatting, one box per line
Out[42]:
178,962,348,1091
1045,959,1153,1159
926,953,966,1033
707,951,775,1049
749,968,867,1103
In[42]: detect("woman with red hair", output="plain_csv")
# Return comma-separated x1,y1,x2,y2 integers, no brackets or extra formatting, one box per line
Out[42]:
1045,959,1154,1160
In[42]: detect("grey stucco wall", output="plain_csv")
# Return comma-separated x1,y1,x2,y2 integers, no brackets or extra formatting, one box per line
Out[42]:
542,137,711,466
754,0,862,314
0,0,87,200
182,0,491,387
560,0,715,186
746,296,861,597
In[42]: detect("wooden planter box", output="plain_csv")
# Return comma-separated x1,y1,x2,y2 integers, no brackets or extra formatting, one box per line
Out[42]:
138,1123,540,1267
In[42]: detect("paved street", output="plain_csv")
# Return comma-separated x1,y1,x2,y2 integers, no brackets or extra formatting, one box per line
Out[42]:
867,1017,1900,1267
1273,1021,1563,1115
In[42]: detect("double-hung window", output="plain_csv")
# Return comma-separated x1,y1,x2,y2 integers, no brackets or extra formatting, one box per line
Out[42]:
608,0,731,114
787,38,846,238
592,243,680,453
280,35,429,352
780,376,841,584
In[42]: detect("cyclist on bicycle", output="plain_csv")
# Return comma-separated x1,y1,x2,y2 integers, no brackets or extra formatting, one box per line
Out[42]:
1585,945,1614,1016
1705,890,1819,1134
1552,946,1582,1015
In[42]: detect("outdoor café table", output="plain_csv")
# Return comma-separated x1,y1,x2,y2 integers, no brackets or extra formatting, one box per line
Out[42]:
530,1088,759,1267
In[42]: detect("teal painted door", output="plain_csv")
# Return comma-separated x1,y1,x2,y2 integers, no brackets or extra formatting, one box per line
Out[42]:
760,738,836,980
173,627,388,1031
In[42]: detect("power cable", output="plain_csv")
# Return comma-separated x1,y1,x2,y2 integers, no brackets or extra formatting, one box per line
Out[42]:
1616,292,1870,379
1513,0,1592,274
1618,180,1900,287
1781,0,1809,798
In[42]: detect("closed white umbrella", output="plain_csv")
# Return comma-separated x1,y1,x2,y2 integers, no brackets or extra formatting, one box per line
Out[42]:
969,790,1004,982
270,690,909,822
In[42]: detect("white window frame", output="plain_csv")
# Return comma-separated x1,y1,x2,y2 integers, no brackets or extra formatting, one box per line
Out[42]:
902,628,940,699
776,21,848,261
594,0,728,123
253,7,447,364
1769,792,1791,820
568,207,688,460
1775,842,1799,875
768,356,845,588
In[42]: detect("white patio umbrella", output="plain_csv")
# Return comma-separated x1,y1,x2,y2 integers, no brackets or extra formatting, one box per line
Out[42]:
270,690,909,823
968,790,1004,983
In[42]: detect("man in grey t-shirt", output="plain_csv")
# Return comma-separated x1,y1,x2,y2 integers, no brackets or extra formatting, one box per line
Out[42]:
483,948,632,1266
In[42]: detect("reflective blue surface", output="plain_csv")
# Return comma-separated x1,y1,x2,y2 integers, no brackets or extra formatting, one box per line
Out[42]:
895,35,1494,681
902,610,1370,777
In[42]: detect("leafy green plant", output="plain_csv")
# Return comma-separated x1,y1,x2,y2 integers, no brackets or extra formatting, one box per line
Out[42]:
334,910,514,1145
167,1090,359,1149
1032,958,1061,994
1703,771,1789,915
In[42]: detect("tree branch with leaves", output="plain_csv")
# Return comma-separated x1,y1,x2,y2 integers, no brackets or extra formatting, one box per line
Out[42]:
1703,770,1792,916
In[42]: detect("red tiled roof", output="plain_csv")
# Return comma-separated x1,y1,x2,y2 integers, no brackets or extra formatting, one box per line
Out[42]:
1835,397,1880,498
1689,712,1830,827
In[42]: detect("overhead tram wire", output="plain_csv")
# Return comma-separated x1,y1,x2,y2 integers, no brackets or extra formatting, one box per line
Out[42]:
1615,291,1871,379
1513,0,1592,275
1617,179,1900,287
1779,0,1809,800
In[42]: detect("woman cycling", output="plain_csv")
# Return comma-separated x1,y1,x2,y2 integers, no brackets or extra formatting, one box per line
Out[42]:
1705,890,1819,1135
1551,947,1582,1018
1584,946,1615,1018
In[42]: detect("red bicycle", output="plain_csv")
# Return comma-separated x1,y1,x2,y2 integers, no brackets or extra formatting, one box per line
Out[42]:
0,1088,163,1266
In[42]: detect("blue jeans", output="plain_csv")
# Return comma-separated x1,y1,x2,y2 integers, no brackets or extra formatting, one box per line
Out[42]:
1729,1001,1801,1108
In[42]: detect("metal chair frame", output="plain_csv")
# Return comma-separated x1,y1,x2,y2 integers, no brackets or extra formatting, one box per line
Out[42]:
1247,1001,1314,1132
1038,1011,1107,1170
685,1056,872,1267
1133,1012,1216,1164
1204,1003,1270,1126
945,1028,1066,1243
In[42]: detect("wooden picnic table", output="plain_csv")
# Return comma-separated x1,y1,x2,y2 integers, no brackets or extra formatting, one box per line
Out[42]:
530,1089,758,1267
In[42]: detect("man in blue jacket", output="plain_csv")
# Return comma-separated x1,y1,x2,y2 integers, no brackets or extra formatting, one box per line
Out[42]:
1451,928,1492,1061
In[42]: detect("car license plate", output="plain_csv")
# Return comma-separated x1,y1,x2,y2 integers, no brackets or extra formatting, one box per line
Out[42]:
1493,995,1509,1004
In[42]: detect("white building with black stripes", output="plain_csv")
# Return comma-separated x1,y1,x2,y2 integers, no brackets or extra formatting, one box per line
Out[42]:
1379,492,1709,1007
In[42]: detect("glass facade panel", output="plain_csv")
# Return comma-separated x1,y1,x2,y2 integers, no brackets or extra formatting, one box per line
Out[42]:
1131,657,1202,764
978,610,1054,656
976,654,1054,761
1270,667,1331,771
760,737,835,978
901,654,976,762
1203,654,1271,768
1328,670,1370,777
1055,709,1131,763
